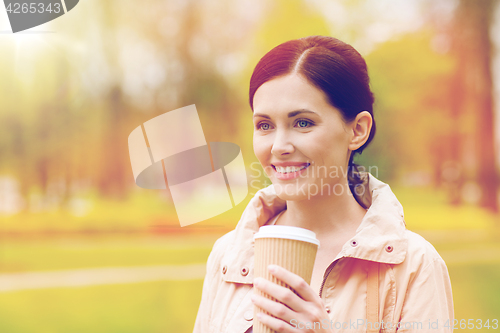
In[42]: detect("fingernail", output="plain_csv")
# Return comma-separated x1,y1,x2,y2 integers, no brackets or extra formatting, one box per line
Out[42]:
268,264,276,272
254,278,260,287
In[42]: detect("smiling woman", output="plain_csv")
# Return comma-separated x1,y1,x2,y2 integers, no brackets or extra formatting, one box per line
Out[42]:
251,73,372,205
193,36,454,333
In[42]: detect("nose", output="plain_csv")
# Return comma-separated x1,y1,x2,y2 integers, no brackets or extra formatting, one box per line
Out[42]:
271,129,295,156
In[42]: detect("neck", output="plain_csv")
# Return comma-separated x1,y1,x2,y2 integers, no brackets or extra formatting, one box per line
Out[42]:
278,177,367,237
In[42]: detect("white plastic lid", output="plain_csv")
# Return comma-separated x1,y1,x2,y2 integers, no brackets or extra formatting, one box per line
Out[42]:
254,225,320,247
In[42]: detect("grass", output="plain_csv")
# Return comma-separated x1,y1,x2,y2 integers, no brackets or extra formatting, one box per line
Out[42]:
447,263,500,331
391,185,498,231
0,280,203,333
0,189,177,233
0,187,248,233
0,234,220,273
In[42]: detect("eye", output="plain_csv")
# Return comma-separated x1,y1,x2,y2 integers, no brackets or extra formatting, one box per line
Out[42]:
256,122,272,131
295,119,314,128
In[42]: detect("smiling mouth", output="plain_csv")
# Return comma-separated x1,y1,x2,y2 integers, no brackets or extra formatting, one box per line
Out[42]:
272,163,311,174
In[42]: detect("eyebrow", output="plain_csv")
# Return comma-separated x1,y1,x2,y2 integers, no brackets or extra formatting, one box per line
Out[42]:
253,109,318,119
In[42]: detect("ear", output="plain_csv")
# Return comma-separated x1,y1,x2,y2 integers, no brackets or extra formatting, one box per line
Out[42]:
348,111,372,151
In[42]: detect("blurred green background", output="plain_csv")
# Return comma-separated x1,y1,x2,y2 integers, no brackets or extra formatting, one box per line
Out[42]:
1,0,500,332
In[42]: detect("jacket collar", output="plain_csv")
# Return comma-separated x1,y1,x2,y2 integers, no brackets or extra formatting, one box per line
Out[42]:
221,172,408,284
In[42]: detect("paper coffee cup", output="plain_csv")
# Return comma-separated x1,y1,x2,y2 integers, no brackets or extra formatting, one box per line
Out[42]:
253,225,320,333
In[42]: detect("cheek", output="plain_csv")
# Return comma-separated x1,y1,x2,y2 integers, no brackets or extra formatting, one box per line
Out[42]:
253,135,269,162
305,131,346,166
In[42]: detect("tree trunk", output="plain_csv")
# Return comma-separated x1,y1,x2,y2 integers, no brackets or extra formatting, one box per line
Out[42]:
453,0,498,212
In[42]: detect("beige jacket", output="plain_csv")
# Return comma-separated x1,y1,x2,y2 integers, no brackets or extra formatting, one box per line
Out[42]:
193,173,454,333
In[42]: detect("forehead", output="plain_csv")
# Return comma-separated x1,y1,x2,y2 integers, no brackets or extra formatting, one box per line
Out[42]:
252,74,333,116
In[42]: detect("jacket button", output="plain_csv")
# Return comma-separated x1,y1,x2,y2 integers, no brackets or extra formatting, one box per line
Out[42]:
350,240,358,247
244,310,253,321
385,245,393,252
222,265,227,274
241,266,249,276
326,306,331,314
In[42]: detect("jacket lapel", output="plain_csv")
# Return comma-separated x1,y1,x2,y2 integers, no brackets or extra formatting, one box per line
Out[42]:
343,175,408,264
221,184,286,284
221,172,407,284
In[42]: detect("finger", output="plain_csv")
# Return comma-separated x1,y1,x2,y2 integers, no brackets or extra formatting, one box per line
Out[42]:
268,264,319,303
251,293,296,324
256,312,295,333
254,277,304,312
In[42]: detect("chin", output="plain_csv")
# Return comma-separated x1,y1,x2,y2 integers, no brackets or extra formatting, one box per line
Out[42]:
273,182,311,201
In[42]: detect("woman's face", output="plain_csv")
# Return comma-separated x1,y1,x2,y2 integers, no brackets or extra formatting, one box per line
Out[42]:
252,73,354,200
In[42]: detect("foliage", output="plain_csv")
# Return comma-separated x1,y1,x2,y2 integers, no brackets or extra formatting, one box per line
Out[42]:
361,29,456,181
0,280,203,333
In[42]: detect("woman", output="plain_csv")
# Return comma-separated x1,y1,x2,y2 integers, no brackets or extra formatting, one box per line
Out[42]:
193,35,454,333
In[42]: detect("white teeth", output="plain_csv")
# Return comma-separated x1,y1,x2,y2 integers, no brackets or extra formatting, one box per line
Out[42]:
275,165,308,174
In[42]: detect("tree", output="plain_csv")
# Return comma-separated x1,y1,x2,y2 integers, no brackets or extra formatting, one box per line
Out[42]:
451,0,498,212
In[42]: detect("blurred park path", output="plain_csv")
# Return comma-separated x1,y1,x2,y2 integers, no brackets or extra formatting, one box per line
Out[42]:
0,263,206,292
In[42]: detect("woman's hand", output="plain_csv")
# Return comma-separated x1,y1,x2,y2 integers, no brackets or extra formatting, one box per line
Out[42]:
251,264,333,333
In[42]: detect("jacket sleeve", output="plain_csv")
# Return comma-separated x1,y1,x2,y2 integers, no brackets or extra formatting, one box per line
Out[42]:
396,256,454,332
193,231,233,333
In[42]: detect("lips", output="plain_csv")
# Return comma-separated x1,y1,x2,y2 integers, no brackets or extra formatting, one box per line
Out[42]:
272,163,311,180
272,163,310,173
271,161,310,168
